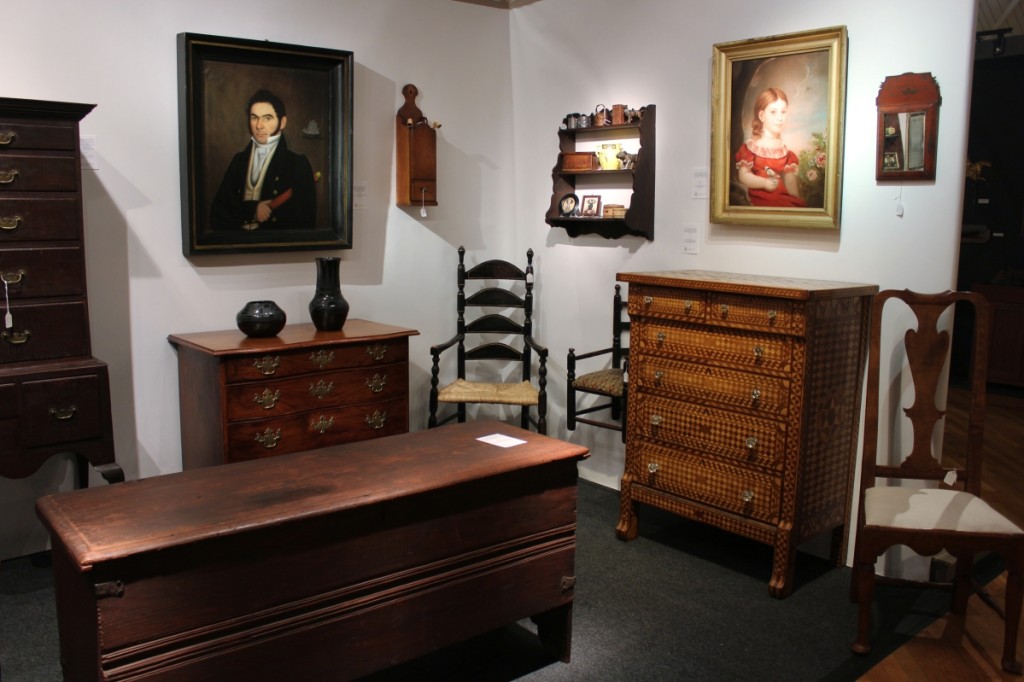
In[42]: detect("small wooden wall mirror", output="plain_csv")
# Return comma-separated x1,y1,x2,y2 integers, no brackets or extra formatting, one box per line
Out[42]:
875,72,941,180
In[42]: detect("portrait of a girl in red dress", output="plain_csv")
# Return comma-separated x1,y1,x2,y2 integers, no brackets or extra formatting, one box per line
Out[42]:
735,87,806,208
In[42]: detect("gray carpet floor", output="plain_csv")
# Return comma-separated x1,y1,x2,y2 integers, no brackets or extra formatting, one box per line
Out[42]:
0,480,967,681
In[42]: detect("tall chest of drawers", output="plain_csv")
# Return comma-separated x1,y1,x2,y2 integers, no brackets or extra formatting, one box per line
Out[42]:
615,270,876,597
168,320,419,469
0,97,121,486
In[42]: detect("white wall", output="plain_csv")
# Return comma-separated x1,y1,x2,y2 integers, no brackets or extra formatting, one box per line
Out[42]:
1,0,976,561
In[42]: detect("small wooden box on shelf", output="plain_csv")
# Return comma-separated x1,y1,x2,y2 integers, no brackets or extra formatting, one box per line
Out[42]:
546,105,655,240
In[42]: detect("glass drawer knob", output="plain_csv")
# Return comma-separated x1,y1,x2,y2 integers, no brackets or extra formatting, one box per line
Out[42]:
648,462,660,474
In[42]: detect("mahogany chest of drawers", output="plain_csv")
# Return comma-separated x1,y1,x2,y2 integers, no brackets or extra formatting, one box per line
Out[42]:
615,270,876,597
0,97,120,486
36,420,588,681
168,319,419,469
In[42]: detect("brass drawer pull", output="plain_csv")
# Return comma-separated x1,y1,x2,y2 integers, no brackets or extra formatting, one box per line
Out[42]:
366,373,387,393
253,356,280,376
643,295,653,307
255,428,281,449
0,215,22,231
745,436,758,454
653,370,664,384
49,405,77,421
1,330,30,345
253,389,280,410
0,169,19,184
366,410,387,429
649,414,663,427
311,415,335,434
741,490,754,503
767,310,777,322
309,379,335,399
753,345,763,359
719,304,729,317
0,131,16,145
656,332,666,343
310,349,334,369
366,343,388,361
1,269,25,285
684,299,693,312
648,462,660,474
751,388,762,402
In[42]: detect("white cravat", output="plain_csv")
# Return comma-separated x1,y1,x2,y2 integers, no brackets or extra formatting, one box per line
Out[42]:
249,134,281,185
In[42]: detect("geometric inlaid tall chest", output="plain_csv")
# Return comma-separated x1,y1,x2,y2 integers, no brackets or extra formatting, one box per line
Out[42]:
615,270,876,597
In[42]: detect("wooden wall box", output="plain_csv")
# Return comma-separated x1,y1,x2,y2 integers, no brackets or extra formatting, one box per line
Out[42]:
168,319,419,469
396,83,437,206
0,97,121,487
36,420,589,681
615,270,876,597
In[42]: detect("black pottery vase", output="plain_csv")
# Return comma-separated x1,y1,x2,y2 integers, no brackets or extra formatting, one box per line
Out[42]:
236,300,287,338
308,256,349,331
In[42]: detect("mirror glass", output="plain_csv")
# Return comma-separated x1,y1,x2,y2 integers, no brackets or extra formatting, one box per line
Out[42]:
881,111,927,172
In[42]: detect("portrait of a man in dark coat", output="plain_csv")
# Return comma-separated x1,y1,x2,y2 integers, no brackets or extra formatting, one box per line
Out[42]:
210,89,317,231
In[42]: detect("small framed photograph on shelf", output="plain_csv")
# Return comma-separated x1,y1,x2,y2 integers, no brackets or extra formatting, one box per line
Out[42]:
559,192,579,217
580,195,602,217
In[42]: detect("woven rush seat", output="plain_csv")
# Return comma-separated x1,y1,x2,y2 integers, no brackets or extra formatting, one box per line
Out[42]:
438,378,539,406
572,368,624,397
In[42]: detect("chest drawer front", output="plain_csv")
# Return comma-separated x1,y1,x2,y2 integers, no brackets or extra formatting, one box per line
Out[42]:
633,393,785,470
226,363,409,420
0,121,76,151
0,152,79,192
634,354,791,417
0,301,88,362
227,396,409,462
0,197,80,241
21,374,102,446
629,285,707,320
634,319,797,374
630,440,781,523
0,247,83,298
226,340,409,382
705,292,802,333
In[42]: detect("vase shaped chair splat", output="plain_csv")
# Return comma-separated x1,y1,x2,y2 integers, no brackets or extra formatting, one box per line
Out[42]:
428,246,548,434
849,289,1024,674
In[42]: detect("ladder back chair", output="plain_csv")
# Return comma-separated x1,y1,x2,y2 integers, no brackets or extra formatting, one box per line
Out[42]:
849,289,1024,674
428,246,548,434
567,284,629,442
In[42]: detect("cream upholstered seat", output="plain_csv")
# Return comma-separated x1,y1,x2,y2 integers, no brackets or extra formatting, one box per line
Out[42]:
850,289,1024,674
864,487,1023,534
428,246,547,434
567,284,629,442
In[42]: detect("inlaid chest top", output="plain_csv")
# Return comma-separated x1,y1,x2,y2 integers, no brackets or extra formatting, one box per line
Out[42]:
616,270,877,300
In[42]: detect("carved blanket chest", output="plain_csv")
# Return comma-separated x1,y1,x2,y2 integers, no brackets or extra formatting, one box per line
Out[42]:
615,270,876,597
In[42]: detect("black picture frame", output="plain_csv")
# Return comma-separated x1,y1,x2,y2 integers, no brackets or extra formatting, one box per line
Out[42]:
177,33,353,255
559,192,579,217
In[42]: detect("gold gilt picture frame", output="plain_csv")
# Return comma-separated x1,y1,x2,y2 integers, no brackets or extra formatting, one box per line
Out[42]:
710,25,848,229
